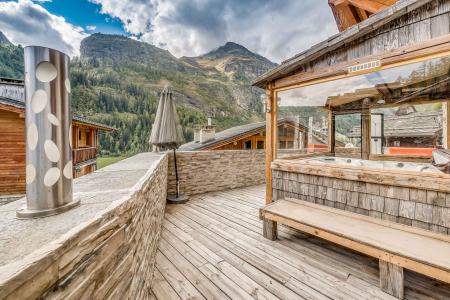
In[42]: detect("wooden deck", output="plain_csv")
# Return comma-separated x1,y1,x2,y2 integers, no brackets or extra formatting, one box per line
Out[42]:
151,185,450,300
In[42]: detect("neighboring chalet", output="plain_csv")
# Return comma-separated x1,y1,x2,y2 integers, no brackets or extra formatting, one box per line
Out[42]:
0,78,114,196
348,108,444,155
179,118,330,153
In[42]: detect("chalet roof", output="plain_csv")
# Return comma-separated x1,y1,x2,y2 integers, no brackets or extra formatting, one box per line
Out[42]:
179,121,267,151
179,119,328,151
252,0,433,88
348,110,443,138
0,80,115,131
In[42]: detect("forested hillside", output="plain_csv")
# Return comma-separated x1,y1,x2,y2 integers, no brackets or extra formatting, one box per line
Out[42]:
0,33,23,79
0,33,276,155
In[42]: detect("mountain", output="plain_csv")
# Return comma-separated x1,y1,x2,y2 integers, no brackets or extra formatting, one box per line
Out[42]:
0,31,23,79
182,42,276,81
80,34,188,73
0,33,276,155
0,32,11,45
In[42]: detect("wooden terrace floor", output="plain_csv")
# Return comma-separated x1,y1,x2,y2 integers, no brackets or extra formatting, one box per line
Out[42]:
151,185,450,300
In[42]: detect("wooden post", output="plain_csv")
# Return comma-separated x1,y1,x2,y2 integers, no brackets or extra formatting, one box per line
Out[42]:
263,218,278,240
265,84,276,205
443,102,449,149
264,84,278,240
328,110,335,154
361,99,371,160
379,260,404,299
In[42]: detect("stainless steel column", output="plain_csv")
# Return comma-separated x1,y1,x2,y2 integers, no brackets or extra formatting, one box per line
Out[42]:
17,46,79,218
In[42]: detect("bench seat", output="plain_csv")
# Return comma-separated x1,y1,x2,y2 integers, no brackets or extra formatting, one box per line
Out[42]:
261,198,450,298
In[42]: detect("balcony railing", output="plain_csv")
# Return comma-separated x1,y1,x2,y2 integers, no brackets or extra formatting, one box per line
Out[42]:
73,147,98,165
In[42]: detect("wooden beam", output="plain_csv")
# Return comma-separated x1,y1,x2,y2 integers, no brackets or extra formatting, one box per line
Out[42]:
348,0,389,14
328,110,336,154
444,101,449,149
361,99,371,160
379,260,404,299
265,84,276,205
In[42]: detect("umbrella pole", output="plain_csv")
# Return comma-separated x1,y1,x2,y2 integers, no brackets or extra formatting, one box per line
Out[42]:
173,148,179,198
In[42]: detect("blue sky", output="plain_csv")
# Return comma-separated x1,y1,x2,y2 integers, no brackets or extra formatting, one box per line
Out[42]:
0,0,337,62
38,0,125,35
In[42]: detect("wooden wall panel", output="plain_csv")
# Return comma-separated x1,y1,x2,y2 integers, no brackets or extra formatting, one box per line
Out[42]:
0,110,25,195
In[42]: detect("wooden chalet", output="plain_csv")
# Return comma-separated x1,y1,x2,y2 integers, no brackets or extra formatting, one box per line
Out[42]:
0,78,114,196
347,107,444,155
254,0,450,298
179,119,331,152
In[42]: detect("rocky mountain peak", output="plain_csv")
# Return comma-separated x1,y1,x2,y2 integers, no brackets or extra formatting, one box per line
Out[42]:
201,41,272,64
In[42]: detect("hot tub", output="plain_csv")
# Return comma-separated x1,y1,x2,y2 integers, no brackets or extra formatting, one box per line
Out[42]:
307,156,442,173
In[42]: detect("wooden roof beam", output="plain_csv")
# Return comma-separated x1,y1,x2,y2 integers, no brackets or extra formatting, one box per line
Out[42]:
348,0,390,14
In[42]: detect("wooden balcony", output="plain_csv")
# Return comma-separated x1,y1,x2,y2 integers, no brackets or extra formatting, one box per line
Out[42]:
152,185,450,300
73,146,98,165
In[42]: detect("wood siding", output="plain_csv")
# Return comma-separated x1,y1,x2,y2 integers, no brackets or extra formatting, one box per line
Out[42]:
0,110,101,195
0,110,25,195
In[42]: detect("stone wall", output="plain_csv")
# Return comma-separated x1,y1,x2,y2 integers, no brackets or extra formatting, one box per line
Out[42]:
273,170,450,235
0,153,168,299
168,150,265,196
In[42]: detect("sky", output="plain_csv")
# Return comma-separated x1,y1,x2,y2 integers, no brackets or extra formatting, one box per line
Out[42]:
0,0,338,63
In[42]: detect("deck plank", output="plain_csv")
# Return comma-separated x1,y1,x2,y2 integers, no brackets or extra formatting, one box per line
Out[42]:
152,185,450,300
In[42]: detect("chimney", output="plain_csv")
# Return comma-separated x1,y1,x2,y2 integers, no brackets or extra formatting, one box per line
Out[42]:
193,126,200,143
199,117,215,143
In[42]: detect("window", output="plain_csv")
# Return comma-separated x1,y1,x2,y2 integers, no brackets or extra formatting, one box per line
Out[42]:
244,140,252,150
372,103,445,156
275,54,450,175
334,113,362,158
257,140,264,149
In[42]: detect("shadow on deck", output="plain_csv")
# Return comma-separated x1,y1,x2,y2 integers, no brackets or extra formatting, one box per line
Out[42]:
151,185,450,300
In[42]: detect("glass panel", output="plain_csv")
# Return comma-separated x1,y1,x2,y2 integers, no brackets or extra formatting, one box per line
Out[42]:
335,113,362,158
276,55,450,175
371,103,444,156
278,56,449,113
277,107,328,158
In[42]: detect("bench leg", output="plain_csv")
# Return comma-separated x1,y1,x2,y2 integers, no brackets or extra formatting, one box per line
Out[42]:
263,219,277,240
379,260,404,299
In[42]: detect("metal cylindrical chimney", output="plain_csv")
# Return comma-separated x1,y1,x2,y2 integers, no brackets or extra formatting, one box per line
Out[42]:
16,46,79,218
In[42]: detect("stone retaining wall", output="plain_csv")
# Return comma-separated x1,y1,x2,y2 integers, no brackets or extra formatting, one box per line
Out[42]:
168,150,265,196
273,170,450,235
0,153,168,299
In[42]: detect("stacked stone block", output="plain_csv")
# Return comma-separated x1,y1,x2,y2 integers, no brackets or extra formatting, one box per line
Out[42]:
272,170,450,235
168,150,265,196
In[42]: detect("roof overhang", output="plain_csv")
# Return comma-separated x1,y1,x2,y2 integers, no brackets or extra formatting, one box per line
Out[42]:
252,0,433,89
0,97,115,131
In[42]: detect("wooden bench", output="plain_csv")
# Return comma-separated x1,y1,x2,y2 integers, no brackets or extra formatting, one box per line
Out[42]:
261,199,450,299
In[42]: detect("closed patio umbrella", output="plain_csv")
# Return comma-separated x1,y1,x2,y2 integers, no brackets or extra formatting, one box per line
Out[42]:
150,85,188,204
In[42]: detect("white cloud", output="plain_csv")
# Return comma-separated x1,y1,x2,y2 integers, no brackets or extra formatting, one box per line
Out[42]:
89,0,338,63
86,25,97,31
0,0,88,57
